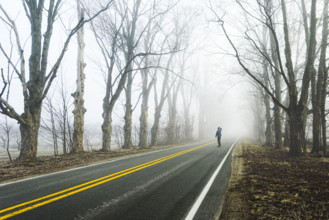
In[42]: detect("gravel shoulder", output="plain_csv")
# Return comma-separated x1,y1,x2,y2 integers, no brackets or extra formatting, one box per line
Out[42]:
219,140,249,219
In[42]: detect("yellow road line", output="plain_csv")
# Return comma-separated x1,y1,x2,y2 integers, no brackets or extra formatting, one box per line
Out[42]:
0,141,215,220
0,145,197,215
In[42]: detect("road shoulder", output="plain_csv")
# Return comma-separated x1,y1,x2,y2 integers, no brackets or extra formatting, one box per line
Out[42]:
218,140,249,219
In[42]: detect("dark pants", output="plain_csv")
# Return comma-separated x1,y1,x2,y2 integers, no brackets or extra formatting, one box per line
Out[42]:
217,136,221,146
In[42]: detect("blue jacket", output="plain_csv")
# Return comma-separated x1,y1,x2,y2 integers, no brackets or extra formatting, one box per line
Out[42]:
216,128,222,137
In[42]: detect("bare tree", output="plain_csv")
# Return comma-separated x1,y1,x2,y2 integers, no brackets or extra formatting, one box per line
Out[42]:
165,59,185,144
0,1,112,160
197,63,210,140
42,96,59,156
138,52,155,148
122,0,143,149
0,53,15,161
86,2,125,152
265,0,282,149
165,8,194,145
112,124,124,149
72,0,87,153
150,9,193,146
58,75,72,154
309,0,329,154
137,6,163,149
87,0,143,151
45,74,73,155
210,0,318,155
122,0,177,149
0,117,13,162
137,2,177,148
251,89,266,142
150,53,174,147
260,25,274,146
181,64,196,141
87,0,178,151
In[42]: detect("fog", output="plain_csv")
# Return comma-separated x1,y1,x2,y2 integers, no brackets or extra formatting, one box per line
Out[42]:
0,0,258,156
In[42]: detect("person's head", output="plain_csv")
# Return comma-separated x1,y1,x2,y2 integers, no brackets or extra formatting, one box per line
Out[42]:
218,127,220,130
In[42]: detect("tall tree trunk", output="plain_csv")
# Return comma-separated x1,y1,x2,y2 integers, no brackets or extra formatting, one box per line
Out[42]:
166,91,177,144
102,61,129,151
302,106,309,152
183,106,191,140
288,106,304,155
273,84,282,149
182,88,192,141
100,39,130,151
166,53,184,144
102,106,113,151
4,120,12,162
150,54,173,147
254,95,265,142
151,106,162,146
63,111,67,154
72,2,86,153
167,78,182,144
20,124,39,159
262,19,273,146
281,0,317,155
283,95,290,147
311,39,320,153
139,89,149,148
19,104,42,160
150,80,168,147
14,0,45,160
264,91,273,145
198,70,209,140
138,61,154,148
198,104,206,139
311,0,328,154
321,62,328,154
49,100,58,156
267,0,282,149
312,90,321,153
62,90,68,154
321,83,327,154
122,0,141,149
123,69,133,149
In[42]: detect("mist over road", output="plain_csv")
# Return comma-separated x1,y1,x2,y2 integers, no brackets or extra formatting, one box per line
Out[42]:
0,140,235,220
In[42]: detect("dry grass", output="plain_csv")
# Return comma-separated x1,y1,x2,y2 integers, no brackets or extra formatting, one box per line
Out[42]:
220,140,329,220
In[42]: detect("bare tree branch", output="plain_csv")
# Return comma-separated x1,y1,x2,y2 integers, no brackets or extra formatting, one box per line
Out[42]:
0,4,28,98
42,0,114,100
0,69,7,97
220,20,288,112
0,97,24,124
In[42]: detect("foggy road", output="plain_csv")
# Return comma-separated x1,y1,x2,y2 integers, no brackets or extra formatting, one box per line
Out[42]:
0,140,236,220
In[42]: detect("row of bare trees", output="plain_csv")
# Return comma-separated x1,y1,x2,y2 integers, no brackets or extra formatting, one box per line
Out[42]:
211,0,328,155
0,0,198,161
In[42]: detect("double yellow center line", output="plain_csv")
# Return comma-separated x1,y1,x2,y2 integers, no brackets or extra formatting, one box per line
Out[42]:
0,141,214,219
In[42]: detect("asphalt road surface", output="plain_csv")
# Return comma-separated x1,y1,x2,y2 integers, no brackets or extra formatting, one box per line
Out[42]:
0,140,236,220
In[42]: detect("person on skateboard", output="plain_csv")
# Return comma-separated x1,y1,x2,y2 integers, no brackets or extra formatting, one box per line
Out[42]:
215,127,222,147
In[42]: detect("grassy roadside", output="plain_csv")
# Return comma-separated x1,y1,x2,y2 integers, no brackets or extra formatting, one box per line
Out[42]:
220,140,329,219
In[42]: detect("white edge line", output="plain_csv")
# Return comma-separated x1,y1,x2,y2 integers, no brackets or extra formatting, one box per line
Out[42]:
185,139,238,220
0,140,210,187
